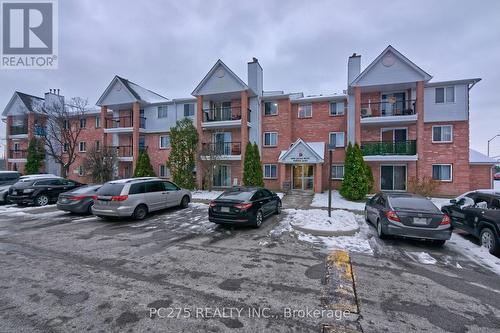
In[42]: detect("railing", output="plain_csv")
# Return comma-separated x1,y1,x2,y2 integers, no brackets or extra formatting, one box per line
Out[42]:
361,99,416,118
105,116,146,129
10,125,28,135
202,142,242,155
107,145,148,158
202,107,251,122
9,150,27,159
361,140,417,156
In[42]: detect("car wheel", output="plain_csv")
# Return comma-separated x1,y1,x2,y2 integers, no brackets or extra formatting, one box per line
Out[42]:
480,228,500,255
377,219,387,240
133,204,148,220
180,195,189,209
35,194,49,207
275,201,282,215
87,202,94,215
364,208,370,223
254,210,263,228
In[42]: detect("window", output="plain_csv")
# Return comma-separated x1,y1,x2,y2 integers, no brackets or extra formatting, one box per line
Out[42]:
184,103,195,117
79,118,86,129
298,104,312,118
432,125,453,142
159,165,170,178
95,140,101,152
263,132,278,147
146,181,164,193
435,86,455,103
13,143,20,151
79,141,86,152
63,143,68,152
432,164,452,181
163,181,179,191
329,102,344,116
158,105,168,118
95,116,100,128
78,166,84,177
264,164,277,179
129,183,146,194
159,135,170,149
329,132,345,148
331,165,344,180
264,101,278,116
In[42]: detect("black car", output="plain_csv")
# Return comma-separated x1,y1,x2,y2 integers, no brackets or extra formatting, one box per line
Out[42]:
8,177,83,206
441,190,500,255
365,192,452,245
0,171,21,186
208,187,282,227
57,184,102,214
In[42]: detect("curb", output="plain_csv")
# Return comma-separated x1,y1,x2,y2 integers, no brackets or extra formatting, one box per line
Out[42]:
290,221,359,237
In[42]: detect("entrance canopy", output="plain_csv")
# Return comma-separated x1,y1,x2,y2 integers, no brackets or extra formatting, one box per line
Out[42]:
278,139,324,164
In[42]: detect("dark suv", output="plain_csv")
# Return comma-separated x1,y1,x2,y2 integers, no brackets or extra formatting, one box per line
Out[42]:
442,190,500,255
8,177,82,206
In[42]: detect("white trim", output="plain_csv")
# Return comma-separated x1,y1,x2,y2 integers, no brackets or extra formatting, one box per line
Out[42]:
434,86,455,104
432,164,453,182
329,101,345,116
363,155,418,162
331,164,345,180
95,115,101,128
329,132,346,148
263,164,278,179
159,164,170,178
360,114,417,125
431,125,453,143
159,134,170,149
214,164,232,188
380,164,408,192
298,104,312,118
263,132,278,147
79,141,86,153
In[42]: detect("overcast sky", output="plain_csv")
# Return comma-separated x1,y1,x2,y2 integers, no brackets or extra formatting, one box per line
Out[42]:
1,0,500,157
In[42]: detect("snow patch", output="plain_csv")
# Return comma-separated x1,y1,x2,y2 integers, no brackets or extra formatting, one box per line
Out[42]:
191,190,223,201
406,251,437,265
447,233,500,275
286,209,358,235
311,191,367,211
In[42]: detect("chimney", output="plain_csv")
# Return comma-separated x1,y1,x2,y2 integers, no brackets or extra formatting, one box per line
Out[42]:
44,89,65,110
348,53,361,86
248,57,263,96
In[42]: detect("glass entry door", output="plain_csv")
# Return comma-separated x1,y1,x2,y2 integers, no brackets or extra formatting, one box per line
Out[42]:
292,164,314,190
213,165,231,187
381,92,405,116
381,165,407,191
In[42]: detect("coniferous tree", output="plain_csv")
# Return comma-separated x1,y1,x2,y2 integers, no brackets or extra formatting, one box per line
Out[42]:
167,118,198,189
242,142,255,186
25,138,45,174
340,143,371,200
133,150,156,177
253,143,264,187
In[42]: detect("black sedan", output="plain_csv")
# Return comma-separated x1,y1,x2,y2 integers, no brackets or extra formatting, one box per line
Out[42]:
441,190,500,255
57,184,102,214
8,177,83,206
365,192,452,245
208,187,282,227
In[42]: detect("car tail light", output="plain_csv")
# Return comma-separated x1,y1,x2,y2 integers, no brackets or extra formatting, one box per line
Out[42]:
234,203,253,210
385,210,401,222
208,201,216,208
91,195,97,200
69,195,87,201
111,195,128,202
440,214,451,225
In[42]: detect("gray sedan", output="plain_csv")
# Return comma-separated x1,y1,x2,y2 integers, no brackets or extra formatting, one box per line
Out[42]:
365,192,452,245
57,184,102,214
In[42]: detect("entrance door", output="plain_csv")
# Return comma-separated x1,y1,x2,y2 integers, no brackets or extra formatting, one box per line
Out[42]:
213,132,231,155
292,164,314,190
381,92,405,116
380,165,407,191
214,165,231,187
213,102,232,121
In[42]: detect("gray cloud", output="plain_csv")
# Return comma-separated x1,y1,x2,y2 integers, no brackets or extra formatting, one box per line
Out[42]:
1,0,500,157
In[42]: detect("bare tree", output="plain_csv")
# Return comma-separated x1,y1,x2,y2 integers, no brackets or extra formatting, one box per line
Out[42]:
36,97,87,177
198,140,224,191
82,146,117,183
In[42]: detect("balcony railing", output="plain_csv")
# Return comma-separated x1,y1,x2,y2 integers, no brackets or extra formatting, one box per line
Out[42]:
9,150,27,159
202,142,242,155
107,145,148,158
202,107,251,122
361,140,417,156
361,99,416,118
105,116,146,129
10,125,28,135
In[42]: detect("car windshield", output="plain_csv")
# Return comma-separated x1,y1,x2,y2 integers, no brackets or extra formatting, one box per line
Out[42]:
97,183,124,196
217,190,255,201
70,185,101,194
389,196,439,213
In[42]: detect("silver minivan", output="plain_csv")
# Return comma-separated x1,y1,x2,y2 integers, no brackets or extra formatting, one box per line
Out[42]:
92,177,192,220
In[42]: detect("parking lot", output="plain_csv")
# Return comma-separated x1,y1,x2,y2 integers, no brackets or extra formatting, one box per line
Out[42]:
1,195,499,332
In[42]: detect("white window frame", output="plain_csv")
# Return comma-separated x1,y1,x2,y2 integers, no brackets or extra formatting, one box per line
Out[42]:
95,115,100,128
95,140,101,152
435,86,455,104
432,164,453,182
183,103,195,117
263,164,278,179
79,118,86,129
263,132,278,147
159,164,170,178
79,141,86,152
159,135,170,149
13,142,20,151
432,125,453,143
329,102,344,116
380,164,408,192
329,132,345,148
264,101,279,116
331,164,345,180
298,104,312,118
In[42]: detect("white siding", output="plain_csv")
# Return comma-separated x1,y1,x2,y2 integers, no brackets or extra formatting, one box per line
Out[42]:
424,84,468,122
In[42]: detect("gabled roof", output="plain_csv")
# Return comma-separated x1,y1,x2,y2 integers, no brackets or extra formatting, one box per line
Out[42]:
469,149,498,165
2,91,43,116
350,45,432,86
192,59,248,96
278,138,324,164
96,75,168,106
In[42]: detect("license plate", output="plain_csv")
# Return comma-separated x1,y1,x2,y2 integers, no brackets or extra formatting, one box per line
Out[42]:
12,190,17,195
220,206,230,213
413,217,428,225
60,198,69,203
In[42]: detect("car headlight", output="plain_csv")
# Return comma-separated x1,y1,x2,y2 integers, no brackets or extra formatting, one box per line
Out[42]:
23,189,35,194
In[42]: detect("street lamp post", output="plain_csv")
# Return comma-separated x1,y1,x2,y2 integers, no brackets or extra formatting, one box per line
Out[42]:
487,134,500,157
327,144,336,217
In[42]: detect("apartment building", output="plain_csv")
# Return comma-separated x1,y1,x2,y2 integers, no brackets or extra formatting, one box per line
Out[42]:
2,45,496,196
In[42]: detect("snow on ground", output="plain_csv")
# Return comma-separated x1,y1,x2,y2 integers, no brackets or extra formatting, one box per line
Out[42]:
405,251,438,265
192,190,285,201
446,233,500,275
311,190,367,211
285,209,358,234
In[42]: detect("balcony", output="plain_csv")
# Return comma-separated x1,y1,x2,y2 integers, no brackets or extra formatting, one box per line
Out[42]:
361,140,417,161
201,107,251,129
360,99,417,125
107,145,148,161
8,149,27,160
104,116,146,133
201,141,242,160
9,125,28,136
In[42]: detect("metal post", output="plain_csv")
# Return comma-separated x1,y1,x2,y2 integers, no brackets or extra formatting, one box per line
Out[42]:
487,134,500,157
